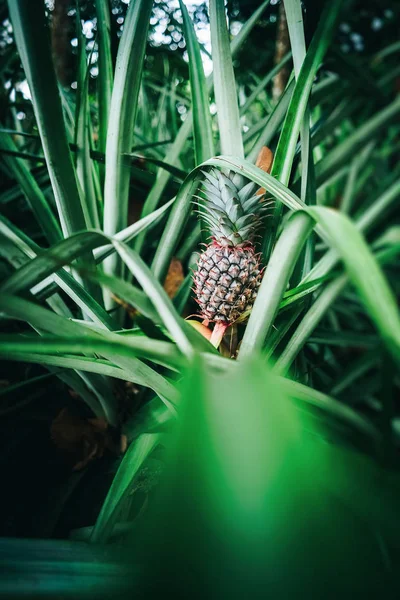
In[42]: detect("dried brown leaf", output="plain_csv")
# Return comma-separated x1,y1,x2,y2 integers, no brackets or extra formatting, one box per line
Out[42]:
255,146,274,196
164,257,184,299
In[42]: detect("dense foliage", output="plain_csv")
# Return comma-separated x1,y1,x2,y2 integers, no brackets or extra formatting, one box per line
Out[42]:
0,0,399,596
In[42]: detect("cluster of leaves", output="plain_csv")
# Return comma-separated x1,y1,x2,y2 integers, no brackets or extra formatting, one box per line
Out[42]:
0,0,399,594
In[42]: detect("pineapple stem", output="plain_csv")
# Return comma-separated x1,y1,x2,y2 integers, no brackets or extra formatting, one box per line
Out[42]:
210,322,229,349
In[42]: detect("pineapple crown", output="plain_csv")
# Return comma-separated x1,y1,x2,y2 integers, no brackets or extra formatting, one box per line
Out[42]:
195,168,269,247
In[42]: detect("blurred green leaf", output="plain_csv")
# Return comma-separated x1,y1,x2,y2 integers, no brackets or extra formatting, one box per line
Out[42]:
130,358,395,597
0,538,133,599
90,433,163,543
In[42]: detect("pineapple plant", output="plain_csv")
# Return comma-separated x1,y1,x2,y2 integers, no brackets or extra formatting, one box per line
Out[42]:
193,168,269,329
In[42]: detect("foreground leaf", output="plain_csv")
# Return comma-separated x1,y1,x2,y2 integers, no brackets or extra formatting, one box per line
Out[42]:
128,358,397,597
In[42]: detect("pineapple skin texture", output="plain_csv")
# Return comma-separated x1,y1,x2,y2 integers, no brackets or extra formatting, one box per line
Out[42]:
194,241,262,324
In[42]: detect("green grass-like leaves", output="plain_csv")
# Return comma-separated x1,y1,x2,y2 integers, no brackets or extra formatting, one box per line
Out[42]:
1,0,400,581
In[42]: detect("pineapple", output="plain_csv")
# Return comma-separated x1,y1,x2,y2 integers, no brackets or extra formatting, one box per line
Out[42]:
193,168,268,325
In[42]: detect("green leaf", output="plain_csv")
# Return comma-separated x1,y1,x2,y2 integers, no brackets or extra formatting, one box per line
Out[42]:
315,97,400,186
230,0,271,56
0,537,133,598
0,334,183,374
340,141,375,214
240,52,292,117
283,0,315,276
0,349,178,408
283,0,306,77
84,269,160,324
103,0,153,281
239,211,314,357
279,236,400,375
209,0,243,157
0,208,163,329
151,176,199,282
0,294,119,423
0,216,115,329
0,229,194,358
246,77,295,162
307,206,400,364
75,32,101,230
114,241,194,357
179,0,214,165
90,433,162,543
302,177,400,285
276,274,348,373
265,0,344,259
281,377,381,448
93,198,174,264
122,153,186,180
329,350,378,397
6,0,88,238
0,295,180,413
0,131,62,245
94,0,114,158
130,358,389,596
272,0,343,185
0,231,106,295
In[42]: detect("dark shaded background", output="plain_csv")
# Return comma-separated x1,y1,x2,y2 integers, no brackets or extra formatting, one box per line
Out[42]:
0,0,399,540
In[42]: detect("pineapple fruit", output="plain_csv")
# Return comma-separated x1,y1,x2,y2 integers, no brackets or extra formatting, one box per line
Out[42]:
193,168,268,326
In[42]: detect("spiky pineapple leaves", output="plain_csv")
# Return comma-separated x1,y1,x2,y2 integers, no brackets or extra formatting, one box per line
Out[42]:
196,168,268,244
129,358,395,597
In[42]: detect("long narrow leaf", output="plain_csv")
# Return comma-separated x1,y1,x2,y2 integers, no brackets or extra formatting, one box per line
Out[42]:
75,33,101,230
103,0,153,281
239,212,314,357
315,97,400,186
307,206,400,364
95,0,114,159
0,217,115,329
302,178,400,284
283,0,315,277
240,52,292,117
265,0,343,259
0,230,194,358
272,0,343,184
179,0,214,164
7,0,89,238
0,334,183,373
0,131,62,244
209,0,243,157
90,433,162,543
114,241,193,357
0,295,180,412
